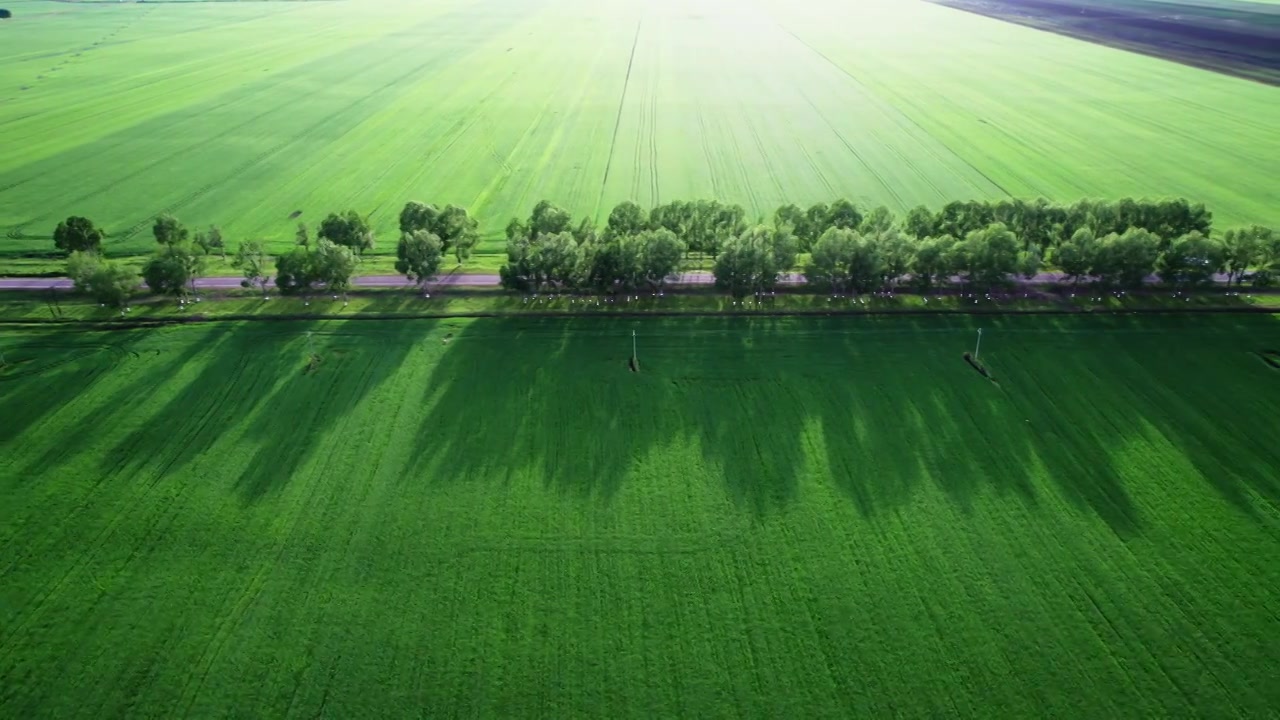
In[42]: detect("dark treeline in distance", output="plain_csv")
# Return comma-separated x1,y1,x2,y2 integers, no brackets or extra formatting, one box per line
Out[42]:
54,197,1279,310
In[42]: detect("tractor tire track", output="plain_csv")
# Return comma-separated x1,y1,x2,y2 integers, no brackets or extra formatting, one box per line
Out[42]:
775,21,1012,198
796,85,905,208
596,17,643,214
649,78,660,207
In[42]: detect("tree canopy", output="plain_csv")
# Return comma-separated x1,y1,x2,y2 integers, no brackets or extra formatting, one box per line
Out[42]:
152,214,189,246
53,216,103,254
318,211,374,255
395,230,444,291
234,240,272,297
66,252,136,311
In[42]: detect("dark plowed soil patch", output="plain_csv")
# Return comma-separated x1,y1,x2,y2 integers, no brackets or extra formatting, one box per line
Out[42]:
930,0,1280,84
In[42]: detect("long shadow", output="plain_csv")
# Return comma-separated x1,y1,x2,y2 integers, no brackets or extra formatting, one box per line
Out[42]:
92,322,303,483
0,326,146,448
1072,313,1280,515
405,316,809,517
7,324,227,482
233,317,426,502
798,315,1045,518
413,312,1280,531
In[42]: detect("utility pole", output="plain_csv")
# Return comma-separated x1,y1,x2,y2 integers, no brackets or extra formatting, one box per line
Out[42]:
974,328,983,360
632,330,637,363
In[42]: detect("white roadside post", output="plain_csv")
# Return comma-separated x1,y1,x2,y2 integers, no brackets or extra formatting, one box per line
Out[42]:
632,330,637,364
975,328,983,360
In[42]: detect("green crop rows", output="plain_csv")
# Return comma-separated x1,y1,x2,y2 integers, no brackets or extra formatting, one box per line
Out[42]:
0,0,1276,261
2,314,1280,715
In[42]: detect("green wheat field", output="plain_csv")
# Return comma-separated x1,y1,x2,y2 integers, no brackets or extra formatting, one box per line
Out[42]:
3,314,1280,716
1,0,1277,259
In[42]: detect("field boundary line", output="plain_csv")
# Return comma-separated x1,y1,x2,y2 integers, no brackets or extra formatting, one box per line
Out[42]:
2,305,1276,331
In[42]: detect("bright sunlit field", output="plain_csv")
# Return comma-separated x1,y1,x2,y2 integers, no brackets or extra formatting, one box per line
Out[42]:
0,0,1276,260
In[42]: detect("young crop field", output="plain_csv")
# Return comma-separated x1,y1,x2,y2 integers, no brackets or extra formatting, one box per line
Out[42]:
0,0,1276,261
2,314,1280,715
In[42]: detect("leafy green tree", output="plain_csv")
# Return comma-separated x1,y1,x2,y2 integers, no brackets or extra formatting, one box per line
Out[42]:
1051,228,1097,285
876,229,912,288
806,227,856,293
956,222,1020,288
90,263,138,313
295,222,310,248
194,226,225,260
637,228,685,289
691,199,721,256
571,217,598,246
934,200,994,240
1018,245,1042,279
902,205,935,240
67,251,103,293
1255,229,1280,286
313,239,358,295
275,247,317,296
649,201,686,237
500,235,537,291
1094,228,1161,288
143,244,197,298
318,210,374,255
234,240,272,298
53,216,104,254
846,232,884,294
828,199,862,231
805,203,832,238
438,205,478,264
67,252,136,312
710,203,747,259
607,201,648,238
152,214,188,246
534,231,582,290
505,217,530,242
529,200,572,237
499,231,582,292
583,233,642,292
395,230,444,294
773,204,813,249
1221,226,1268,287
1157,231,1224,288
713,225,793,298
910,234,956,290
399,201,440,235
859,206,895,236
713,231,772,299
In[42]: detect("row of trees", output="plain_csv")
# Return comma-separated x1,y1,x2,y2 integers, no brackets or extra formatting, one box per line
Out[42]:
52,198,1279,308
498,200,1278,297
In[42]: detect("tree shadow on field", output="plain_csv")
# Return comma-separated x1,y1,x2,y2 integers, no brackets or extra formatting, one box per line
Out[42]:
232,317,424,502
405,316,808,516
0,327,149,451
91,322,302,484
8,323,235,482
400,312,1273,528
1048,313,1280,518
